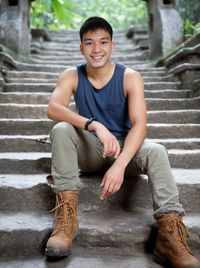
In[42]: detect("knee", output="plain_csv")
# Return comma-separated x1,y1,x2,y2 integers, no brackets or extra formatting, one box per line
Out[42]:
51,122,75,140
148,143,168,158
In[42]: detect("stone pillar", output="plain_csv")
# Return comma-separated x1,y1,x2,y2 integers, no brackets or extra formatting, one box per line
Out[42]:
0,0,32,59
145,0,183,58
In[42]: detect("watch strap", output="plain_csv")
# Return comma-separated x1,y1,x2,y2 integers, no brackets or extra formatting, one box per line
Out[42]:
85,117,96,130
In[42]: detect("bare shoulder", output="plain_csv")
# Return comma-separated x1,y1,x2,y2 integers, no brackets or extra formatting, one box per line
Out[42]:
124,67,144,94
124,67,143,82
57,67,78,91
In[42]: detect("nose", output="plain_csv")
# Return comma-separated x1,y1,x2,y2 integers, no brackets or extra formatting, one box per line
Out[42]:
92,42,101,53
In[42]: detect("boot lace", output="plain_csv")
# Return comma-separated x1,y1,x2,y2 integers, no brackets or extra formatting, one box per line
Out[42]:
167,218,192,255
50,196,76,236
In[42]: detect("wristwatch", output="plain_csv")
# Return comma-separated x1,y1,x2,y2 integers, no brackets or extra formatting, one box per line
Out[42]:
85,117,96,130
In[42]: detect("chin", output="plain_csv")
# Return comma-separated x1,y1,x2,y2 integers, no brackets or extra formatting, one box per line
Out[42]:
89,60,108,68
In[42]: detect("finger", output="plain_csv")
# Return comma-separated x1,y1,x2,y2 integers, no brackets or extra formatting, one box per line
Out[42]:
100,188,107,200
103,141,109,158
110,141,117,157
102,182,116,199
113,183,121,195
104,140,112,157
100,180,111,200
107,139,118,157
101,188,112,200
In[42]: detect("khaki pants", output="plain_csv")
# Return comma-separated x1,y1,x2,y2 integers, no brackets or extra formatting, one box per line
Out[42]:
50,122,184,219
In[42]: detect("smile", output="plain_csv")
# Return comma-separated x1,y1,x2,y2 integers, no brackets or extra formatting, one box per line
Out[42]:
91,55,104,61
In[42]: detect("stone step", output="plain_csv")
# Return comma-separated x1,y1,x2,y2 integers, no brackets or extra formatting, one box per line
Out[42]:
147,97,200,110
1,91,197,108
3,83,56,92
145,89,190,99
143,75,175,82
0,210,199,257
1,136,199,152
0,92,51,104
144,82,179,90
0,135,51,152
0,254,163,268
0,149,199,173
1,120,199,138
0,119,55,135
0,104,199,123
3,76,169,84
0,169,199,212
147,110,200,124
3,81,179,92
4,74,175,84
16,62,164,73
5,71,60,79
147,138,200,150
5,78,57,84
0,90,191,103
14,62,166,73
4,70,167,79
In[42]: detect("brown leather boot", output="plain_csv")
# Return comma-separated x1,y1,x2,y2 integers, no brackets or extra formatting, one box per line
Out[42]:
154,214,200,268
45,191,79,257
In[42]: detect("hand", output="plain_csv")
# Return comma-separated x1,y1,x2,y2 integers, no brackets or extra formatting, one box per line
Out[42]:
90,121,120,158
100,164,125,200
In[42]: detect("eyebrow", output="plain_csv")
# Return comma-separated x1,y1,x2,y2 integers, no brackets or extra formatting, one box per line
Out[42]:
83,37,110,42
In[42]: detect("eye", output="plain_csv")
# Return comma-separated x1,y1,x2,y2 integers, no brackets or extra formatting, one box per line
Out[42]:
85,41,93,46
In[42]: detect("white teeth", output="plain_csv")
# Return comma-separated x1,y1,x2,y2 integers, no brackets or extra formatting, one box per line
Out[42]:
92,56,103,60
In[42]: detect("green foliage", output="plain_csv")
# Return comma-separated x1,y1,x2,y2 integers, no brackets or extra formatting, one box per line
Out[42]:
183,19,200,37
179,0,200,38
31,0,148,30
184,19,195,36
72,0,148,29
31,0,76,30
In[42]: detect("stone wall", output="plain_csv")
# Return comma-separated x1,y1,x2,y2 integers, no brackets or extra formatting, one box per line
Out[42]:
0,0,32,59
145,0,183,59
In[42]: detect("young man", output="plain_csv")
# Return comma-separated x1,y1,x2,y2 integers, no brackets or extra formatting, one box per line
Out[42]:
45,17,200,267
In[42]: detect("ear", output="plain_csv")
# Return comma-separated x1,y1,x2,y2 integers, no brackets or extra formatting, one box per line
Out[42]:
80,43,83,55
111,41,115,52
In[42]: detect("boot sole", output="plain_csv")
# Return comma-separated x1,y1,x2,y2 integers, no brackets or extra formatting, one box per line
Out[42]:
45,228,80,258
153,250,173,268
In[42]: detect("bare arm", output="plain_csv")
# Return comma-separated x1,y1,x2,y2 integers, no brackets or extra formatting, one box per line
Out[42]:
100,69,147,199
48,68,89,128
114,69,147,168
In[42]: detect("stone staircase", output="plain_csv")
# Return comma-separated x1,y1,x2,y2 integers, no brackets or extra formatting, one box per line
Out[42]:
0,29,200,267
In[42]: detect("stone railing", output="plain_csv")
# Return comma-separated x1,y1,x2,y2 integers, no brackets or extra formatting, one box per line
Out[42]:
157,33,200,97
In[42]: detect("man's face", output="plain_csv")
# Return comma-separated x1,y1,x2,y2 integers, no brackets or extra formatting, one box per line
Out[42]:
80,29,115,68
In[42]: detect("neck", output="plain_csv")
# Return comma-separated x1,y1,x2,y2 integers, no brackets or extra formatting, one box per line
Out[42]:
86,61,114,81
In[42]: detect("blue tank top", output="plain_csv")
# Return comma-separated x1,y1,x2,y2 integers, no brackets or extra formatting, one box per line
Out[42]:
75,63,131,139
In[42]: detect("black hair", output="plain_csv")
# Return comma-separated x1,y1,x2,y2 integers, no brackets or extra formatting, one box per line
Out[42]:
79,16,113,41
